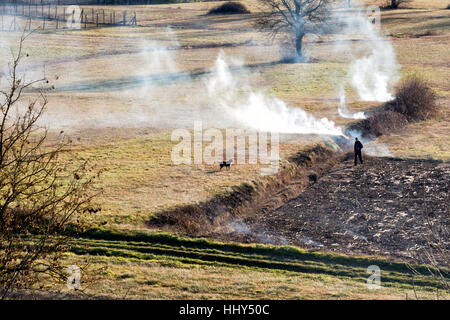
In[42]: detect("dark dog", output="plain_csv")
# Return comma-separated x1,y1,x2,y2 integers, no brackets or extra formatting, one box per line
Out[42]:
219,159,233,170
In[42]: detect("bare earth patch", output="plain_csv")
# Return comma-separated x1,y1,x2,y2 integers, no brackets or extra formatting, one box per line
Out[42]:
242,155,449,265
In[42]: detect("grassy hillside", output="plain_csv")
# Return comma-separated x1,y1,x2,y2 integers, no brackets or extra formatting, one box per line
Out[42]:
33,228,448,299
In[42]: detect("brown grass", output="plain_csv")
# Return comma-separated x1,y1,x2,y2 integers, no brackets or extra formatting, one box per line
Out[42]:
149,145,339,236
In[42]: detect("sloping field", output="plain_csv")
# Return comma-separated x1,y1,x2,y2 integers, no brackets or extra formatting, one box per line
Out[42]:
28,229,448,299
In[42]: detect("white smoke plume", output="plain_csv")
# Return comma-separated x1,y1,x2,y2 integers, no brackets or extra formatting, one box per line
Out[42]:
345,129,393,157
33,28,184,130
363,141,393,157
227,220,289,245
137,27,179,96
207,53,343,136
0,32,21,90
338,87,366,119
334,1,399,114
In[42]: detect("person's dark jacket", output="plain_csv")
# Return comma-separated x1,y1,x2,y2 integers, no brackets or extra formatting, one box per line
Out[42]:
354,140,363,152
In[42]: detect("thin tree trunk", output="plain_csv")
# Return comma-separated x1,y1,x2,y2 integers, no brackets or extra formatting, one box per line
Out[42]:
296,34,304,58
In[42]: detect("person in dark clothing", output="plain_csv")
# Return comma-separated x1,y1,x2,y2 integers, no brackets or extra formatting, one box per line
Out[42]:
354,137,363,166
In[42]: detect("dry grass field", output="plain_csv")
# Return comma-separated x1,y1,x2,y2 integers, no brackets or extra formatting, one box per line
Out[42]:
0,0,448,299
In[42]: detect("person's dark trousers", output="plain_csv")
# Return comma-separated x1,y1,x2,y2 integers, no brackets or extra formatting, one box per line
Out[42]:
354,151,363,165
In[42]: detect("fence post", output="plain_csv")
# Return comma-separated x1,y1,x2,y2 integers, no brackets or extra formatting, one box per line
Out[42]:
55,6,58,20
84,14,87,28
123,11,126,26
63,7,66,22
96,13,98,27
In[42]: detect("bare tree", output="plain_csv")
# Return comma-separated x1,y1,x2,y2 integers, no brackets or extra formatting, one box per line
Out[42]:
256,0,333,60
384,0,411,9
0,33,98,299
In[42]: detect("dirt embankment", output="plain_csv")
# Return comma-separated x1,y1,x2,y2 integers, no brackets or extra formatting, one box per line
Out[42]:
148,145,341,235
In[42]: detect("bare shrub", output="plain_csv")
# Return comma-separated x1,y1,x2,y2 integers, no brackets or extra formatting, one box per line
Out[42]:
348,110,408,138
382,0,411,9
0,34,98,299
391,76,438,121
348,76,438,138
208,2,250,15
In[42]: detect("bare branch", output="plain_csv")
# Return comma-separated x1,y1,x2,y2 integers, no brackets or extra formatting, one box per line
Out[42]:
255,0,333,58
0,33,100,299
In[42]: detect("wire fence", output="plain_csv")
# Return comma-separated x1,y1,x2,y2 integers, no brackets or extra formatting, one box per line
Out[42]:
0,2,137,31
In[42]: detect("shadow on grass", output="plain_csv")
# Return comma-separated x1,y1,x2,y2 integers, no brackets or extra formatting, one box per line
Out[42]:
70,228,448,290
49,59,286,93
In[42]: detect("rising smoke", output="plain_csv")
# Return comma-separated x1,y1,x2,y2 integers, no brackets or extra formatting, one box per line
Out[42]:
137,26,179,97
29,28,184,130
207,53,344,136
345,128,393,157
337,87,366,119
333,1,400,120
1,5,398,157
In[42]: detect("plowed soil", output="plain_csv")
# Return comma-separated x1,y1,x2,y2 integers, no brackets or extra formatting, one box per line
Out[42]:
239,156,449,264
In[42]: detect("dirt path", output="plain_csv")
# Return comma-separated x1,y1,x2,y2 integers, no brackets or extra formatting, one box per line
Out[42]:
243,156,449,264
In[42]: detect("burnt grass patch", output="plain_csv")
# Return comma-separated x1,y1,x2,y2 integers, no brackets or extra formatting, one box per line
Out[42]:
245,156,449,266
